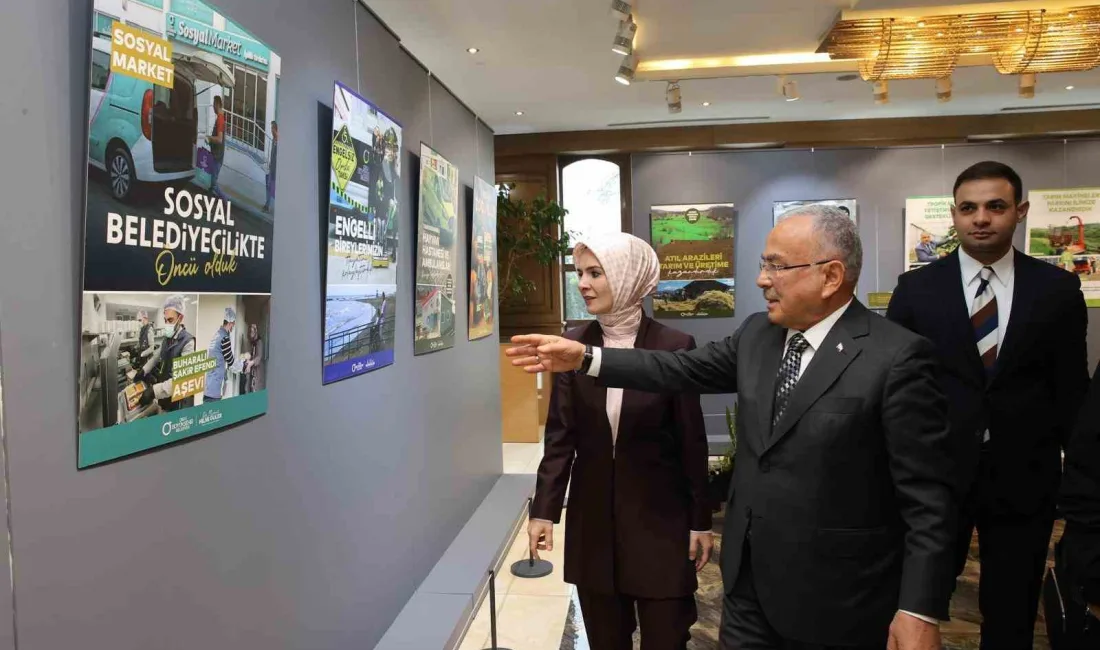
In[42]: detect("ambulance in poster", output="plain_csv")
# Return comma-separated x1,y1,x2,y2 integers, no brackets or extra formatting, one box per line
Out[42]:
78,0,280,467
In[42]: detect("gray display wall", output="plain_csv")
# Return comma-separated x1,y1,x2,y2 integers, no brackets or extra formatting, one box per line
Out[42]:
0,1,499,648
633,140,1100,438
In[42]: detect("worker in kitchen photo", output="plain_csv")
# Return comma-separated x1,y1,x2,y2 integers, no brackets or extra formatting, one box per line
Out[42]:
129,294,196,413
204,307,243,403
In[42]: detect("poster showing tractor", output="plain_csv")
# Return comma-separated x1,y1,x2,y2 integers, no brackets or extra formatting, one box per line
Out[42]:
904,196,958,272
1026,188,1100,305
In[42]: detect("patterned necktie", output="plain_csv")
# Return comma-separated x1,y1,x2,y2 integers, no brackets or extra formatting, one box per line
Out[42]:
772,333,810,430
971,266,999,376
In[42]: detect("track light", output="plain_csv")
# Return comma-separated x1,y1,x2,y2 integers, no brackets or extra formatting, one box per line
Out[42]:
610,0,633,20
666,81,682,114
935,76,952,102
873,80,889,104
1018,73,1037,99
615,54,637,85
612,15,637,56
781,77,800,102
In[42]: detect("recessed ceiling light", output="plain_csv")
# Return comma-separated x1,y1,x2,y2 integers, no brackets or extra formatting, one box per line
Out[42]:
466,47,479,54
976,29,983,35
918,21,926,27
702,101,711,107
1066,85,1076,90
515,110,524,116
1015,27,1023,33
936,31,944,37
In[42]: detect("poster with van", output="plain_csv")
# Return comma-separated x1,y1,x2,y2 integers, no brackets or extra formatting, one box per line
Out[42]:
323,82,402,383
79,0,280,468
468,177,497,341
415,144,459,354
650,203,736,318
904,196,958,271
1026,188,1100,305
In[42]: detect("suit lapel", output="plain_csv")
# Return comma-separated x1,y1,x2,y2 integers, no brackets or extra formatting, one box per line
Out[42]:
763,302,866,455
615,317,652,444
754,324,787,453
579,323,613,449
940,252,986,383
992,250,1037,382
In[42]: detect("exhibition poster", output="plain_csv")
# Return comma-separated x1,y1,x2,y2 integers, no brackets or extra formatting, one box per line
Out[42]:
323,82,402,383
650,203,736,318
415,144,460,354
904,196,958,271
1026,188,1100,305
468,177,497,341
773,199,857,225
79,0,280,467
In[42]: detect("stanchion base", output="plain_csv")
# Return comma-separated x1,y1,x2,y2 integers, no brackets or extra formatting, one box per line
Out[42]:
510,558,553,579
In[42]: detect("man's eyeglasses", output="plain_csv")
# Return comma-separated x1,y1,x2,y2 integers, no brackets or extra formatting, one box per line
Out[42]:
759,259,838,278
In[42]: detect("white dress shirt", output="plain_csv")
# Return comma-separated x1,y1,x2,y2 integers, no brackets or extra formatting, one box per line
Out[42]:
590,299,939,624
958,247,1014,349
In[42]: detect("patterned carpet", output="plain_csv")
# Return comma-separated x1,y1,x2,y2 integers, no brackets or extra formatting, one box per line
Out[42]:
560,506,1062,649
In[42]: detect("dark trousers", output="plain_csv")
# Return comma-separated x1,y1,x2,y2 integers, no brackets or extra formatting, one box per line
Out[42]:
720,541,879,650
577,588,696,650
954,484,1055,650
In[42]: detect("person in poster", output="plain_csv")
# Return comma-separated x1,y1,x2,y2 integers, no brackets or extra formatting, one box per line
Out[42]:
469,177,497,340
323,82,402,383
78,0,280,468
415,143,459,354
649,203,736,318
772,199,857,225
1026,188,1100,304
904,196,959,271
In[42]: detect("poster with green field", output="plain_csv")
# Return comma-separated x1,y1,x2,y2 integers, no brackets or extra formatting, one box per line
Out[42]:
414,143,459,354
650,203,736,318
1026,188,1100,305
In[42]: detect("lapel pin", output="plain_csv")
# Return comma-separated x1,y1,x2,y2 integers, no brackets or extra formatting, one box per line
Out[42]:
836,342,844,353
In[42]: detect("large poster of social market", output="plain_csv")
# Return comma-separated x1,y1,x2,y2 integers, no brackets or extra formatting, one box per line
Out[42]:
1026,188,1100,305
904,196,958,271
415,144,459,354
469,177,497,341
323,82,402,384
79,0,280,468
773,199,857,225
650,203,736,318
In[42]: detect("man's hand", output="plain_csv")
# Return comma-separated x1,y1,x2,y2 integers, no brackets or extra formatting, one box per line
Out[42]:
689,532,713,572
508,335,586,374
528,519,554,560
887,611,941,650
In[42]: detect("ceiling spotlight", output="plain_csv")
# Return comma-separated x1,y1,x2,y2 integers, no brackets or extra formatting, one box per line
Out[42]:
873,80,889,104
780,77,800,102
612,15,637,55
515,111,524,116
918,21,926,27
466,47,480,54
666,81,682,114
1067,85,1076,90
1018,73,1037,99
936,76,953,102
615,54,638,85
610,0,633,20
702,101,711,107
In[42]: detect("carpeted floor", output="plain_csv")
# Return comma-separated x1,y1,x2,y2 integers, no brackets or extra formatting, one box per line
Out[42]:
560,506,1062,649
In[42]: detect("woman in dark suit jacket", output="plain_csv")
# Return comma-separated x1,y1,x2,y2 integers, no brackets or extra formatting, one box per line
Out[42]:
528,233,712,650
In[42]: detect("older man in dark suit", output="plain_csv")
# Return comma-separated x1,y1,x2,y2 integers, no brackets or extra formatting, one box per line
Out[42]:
509,206,958,650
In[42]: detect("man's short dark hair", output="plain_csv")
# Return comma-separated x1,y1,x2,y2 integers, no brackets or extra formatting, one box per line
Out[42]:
953,161,1024,205
213,95,223,108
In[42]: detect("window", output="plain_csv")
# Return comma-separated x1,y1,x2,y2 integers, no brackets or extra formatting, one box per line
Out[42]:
93,12,117,39
91,50,111,91
225,65,268,152
559,157,630,324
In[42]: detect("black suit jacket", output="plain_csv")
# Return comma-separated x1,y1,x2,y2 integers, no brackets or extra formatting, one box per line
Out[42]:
887,250,1089,514
531,317,711,598
597,301,956,647
1060,362,1100,605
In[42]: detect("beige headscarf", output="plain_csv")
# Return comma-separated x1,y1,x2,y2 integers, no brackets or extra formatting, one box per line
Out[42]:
572,233,660,447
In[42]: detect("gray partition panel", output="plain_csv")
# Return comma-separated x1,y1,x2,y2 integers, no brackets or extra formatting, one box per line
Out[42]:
0,1,500,648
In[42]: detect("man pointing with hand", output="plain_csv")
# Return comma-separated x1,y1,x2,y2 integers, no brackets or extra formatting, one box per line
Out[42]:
509,207,958,650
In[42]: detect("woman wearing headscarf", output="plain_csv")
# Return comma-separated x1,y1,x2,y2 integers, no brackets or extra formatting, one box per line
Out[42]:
529,232,712,649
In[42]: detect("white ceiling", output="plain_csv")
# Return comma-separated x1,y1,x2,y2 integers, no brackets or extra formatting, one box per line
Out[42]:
364,0,1100,135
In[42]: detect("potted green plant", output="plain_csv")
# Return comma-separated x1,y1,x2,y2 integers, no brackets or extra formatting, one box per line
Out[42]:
496,183,572,304
708,403,738,512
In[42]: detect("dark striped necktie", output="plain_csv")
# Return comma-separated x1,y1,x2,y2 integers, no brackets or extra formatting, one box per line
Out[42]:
971,266,998,375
